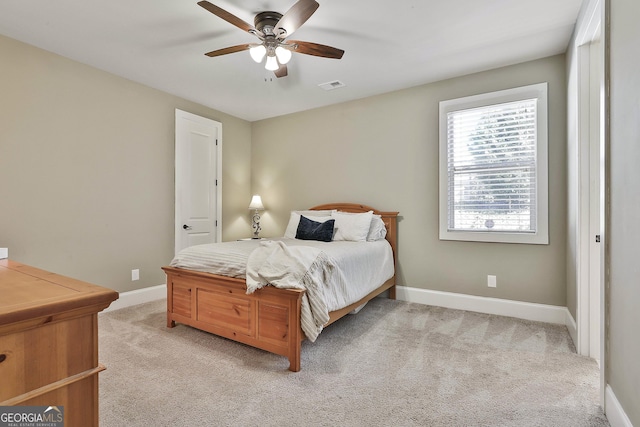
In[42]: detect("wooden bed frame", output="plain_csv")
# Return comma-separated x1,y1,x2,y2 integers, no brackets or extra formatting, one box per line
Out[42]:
162,203,398,371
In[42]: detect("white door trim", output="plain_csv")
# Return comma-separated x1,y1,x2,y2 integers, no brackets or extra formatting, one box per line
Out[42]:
577,41,592,358
575,0,606,407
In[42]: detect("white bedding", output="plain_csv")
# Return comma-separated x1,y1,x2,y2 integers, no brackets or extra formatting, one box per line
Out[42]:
169,237,395,338
246,240,333,341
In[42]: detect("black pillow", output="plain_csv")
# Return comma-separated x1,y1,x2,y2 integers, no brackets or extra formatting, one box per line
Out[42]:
295,216,335,242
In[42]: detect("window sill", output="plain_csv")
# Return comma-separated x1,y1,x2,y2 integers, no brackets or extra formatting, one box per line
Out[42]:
439,229,549,245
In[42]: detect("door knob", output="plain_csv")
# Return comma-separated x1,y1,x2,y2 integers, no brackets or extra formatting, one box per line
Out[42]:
183,224,192,230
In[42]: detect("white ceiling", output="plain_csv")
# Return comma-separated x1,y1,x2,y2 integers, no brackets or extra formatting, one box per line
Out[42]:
0,0,583,122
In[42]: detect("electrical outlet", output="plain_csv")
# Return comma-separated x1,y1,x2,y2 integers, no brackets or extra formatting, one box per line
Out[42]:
132,269,140,281
488,275,497,288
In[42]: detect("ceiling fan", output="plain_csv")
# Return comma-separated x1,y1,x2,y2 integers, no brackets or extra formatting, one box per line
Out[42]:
197,0,344,78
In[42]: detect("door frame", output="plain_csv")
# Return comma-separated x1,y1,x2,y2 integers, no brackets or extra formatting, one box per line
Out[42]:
575,0,607,406
174,109,223,253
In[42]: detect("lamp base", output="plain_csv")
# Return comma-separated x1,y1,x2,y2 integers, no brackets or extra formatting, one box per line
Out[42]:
251,210,262,239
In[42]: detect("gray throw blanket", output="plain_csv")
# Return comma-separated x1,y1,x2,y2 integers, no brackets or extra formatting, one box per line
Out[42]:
246,240,334,342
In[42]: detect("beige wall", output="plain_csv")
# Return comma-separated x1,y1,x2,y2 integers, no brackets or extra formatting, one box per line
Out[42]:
0,34,570,311
0,35,252,293
608,0,640,423
252,55,567,306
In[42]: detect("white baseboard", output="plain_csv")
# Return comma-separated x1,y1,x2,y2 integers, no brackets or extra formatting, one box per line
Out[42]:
605,385,634,427
103,284,166,313
565,309,578,347
106,284,575,331
395,285,571,325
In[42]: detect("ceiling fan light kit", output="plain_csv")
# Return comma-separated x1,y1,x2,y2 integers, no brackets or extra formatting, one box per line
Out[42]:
249,45,266,62
197,0,344,78
249,42,292,69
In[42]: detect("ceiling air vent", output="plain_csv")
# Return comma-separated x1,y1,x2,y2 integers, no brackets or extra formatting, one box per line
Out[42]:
318,80,346,91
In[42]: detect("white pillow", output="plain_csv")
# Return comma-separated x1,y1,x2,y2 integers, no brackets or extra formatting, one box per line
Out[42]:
284,211,334,238
367,214,387,241
331,211,374,242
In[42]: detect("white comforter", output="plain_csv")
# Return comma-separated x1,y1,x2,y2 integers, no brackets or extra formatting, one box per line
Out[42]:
169,237,395,340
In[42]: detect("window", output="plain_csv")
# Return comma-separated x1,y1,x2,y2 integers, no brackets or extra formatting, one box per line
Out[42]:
439,83,548,244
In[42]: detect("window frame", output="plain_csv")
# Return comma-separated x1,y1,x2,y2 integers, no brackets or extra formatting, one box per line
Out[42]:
438,83,549,245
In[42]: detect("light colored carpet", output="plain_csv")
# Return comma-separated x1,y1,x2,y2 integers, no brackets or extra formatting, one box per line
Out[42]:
98,298,608,426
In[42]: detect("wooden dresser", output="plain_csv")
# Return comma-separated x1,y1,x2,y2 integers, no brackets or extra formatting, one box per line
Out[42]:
0,260,118,426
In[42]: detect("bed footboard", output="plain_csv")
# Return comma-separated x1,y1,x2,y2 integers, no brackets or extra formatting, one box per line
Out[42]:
163,266,305,372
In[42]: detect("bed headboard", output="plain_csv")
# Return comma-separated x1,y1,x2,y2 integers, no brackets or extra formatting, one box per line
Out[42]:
309,203,399,262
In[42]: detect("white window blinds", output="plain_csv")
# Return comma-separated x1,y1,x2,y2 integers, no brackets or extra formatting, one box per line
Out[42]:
446,99,538,233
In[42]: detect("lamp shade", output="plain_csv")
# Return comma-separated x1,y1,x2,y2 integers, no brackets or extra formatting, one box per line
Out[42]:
249,45,266,63
248,195,264,210
264,55,279,71
275,46,292,64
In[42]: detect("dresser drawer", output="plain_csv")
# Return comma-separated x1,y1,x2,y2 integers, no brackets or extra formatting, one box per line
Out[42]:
0,314,97,402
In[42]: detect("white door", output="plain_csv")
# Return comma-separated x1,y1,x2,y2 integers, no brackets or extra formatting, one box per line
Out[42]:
175,109,222,254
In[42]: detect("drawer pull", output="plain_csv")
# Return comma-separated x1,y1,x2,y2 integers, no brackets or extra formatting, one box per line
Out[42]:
0,354,6,363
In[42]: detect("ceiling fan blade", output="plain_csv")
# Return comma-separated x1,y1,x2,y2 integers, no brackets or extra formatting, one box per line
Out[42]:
204,43,252,57
274,64,288,78
197,1,256,34
288,41,344,59
275,0,319,38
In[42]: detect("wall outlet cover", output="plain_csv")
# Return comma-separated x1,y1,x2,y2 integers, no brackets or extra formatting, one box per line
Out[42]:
488,275,497,288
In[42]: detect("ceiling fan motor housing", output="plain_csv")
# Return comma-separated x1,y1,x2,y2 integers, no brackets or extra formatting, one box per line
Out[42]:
254,11,283,36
